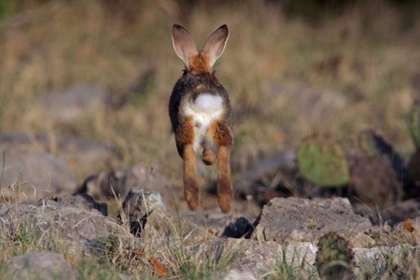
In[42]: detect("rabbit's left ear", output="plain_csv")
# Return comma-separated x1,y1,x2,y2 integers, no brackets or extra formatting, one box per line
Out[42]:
201,25,229,68
171,24,198,68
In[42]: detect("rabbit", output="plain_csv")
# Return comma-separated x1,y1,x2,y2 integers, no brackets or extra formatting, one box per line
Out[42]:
169,24,234,213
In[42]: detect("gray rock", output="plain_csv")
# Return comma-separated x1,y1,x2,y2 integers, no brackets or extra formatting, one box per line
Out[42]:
0,153,77,204
0,131,115,171
120,188,165,237
192,238,317,279
219,270,258,280
75,164,174,207
353,245,420,278
39,84,108,122
0,195,131,257
194,238,419,279
252,197,372,244
51,193,109,216
198,237,417,279
4,252,78,280
123,188,165,213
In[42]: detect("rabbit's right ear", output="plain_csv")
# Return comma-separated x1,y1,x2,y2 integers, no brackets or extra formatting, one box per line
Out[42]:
201,25,229,69
171,24,198,68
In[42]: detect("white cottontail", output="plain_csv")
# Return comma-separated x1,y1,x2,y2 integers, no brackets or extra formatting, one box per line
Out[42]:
169,24,233,213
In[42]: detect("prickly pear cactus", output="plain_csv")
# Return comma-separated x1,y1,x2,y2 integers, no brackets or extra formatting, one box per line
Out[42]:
408,100,420,149
316,232,355,280
297,134,349,187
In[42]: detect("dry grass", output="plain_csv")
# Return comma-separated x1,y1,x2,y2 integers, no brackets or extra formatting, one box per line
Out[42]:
0,202,238,279
0,0,419,205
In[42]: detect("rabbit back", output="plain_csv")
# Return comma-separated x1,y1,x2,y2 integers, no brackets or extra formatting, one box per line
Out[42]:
169,72,233,155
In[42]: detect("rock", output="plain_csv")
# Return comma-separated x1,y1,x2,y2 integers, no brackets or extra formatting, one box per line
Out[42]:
4,252,78,280
252,197,372,244
0,153,77,203
119,188,165,237
55,193,109,216
0,194,131,257
0,131,115,171
191,238,317,279
184,237,418,279
1,188,417,279
75,164,174,210
348,156,402,208
39,84,108,122
353,245,420,278
218,270,257,280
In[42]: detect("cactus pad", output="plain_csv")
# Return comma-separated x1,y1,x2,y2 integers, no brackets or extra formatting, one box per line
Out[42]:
316,232,354,280
297,134,349,187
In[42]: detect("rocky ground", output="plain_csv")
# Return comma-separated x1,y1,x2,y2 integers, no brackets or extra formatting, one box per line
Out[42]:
1,154,420,279
1,188,420,279
0,85,420,279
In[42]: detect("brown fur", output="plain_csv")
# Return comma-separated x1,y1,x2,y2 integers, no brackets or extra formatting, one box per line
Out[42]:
174,117,201,210
208,120,233,147
183,144,200,210
202,148,215,165
210,121,233,213
217,146,233,213
174,116,195,156
188,53,212,75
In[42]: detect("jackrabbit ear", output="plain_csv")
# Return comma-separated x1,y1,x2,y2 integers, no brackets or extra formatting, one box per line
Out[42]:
171,24,198,67
201,25,229,68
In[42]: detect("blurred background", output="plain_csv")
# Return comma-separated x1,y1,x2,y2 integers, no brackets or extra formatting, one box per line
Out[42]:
0,0,419,216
